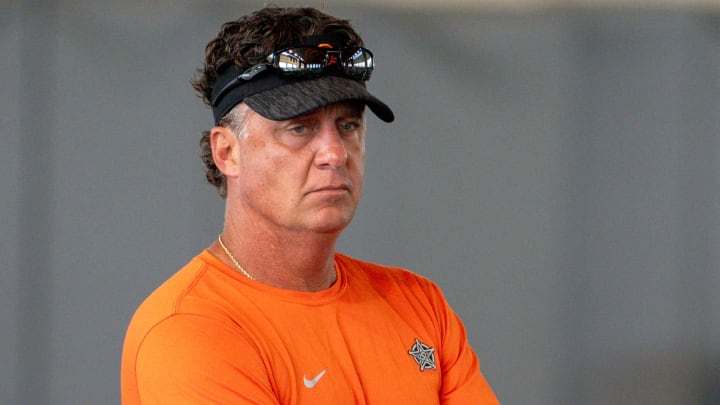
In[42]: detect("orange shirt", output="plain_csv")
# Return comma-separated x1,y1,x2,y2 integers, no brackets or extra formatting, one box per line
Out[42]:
121,251,498,404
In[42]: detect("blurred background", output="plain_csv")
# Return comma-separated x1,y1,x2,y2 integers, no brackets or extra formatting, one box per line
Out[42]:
1,0,719,403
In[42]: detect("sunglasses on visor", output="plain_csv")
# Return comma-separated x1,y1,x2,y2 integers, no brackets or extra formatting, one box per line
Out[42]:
267,46,373,80
211,46,374,107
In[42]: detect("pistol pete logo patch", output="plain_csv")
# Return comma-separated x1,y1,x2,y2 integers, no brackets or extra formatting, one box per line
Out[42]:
408,338,436,371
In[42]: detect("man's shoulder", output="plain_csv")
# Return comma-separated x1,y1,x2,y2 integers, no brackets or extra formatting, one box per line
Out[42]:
126,252,210,328
335,253,441,295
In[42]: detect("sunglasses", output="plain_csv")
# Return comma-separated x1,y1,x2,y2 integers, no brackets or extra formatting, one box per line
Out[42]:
211,46,374,107
267,46,374,81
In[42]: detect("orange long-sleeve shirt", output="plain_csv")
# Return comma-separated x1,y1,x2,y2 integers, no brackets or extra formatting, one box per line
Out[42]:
121,250,498,404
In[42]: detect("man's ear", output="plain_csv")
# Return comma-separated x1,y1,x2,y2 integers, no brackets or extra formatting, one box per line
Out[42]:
210,126,240,178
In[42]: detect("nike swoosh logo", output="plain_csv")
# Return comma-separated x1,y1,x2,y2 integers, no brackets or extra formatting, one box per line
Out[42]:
303,369,327,388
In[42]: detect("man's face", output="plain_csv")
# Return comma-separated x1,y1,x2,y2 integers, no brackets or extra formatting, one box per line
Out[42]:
230,101,366,235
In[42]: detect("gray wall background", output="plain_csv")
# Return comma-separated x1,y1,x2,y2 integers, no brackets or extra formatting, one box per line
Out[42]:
2,1,719,404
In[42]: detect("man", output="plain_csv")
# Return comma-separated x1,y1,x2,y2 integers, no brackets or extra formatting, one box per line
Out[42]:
122,6,498,404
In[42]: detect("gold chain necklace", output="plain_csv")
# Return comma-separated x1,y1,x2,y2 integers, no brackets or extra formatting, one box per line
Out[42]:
217,234,338,285
217,234,255,280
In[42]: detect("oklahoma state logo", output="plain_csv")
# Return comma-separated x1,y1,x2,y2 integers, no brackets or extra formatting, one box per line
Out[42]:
408,338,436,371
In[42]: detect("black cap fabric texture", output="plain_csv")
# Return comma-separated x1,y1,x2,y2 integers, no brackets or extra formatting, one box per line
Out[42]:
243,75,394,123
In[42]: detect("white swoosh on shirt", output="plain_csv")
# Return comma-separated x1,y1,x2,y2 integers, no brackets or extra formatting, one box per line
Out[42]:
303,369,327,388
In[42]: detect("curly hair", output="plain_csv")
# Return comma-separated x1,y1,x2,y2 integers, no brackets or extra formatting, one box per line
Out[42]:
192,6,364,198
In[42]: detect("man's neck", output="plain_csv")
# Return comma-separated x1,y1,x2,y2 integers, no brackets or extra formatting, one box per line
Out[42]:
211,219,340,292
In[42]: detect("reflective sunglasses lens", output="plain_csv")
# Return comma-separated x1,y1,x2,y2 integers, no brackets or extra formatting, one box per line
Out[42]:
273,47,373,81
275,48,326,75
342,48,373,80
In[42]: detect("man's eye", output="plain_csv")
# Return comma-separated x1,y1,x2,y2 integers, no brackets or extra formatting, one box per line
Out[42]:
290,125,306,134
339,121,358,131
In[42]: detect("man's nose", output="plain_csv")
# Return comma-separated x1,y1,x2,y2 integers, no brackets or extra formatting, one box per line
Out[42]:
314,126,348,168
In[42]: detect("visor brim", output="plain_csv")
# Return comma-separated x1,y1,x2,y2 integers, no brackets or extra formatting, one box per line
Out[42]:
243,76,394,123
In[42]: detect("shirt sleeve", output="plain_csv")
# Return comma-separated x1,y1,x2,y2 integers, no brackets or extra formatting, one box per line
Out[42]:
133,313,280,404
428,283,499,405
